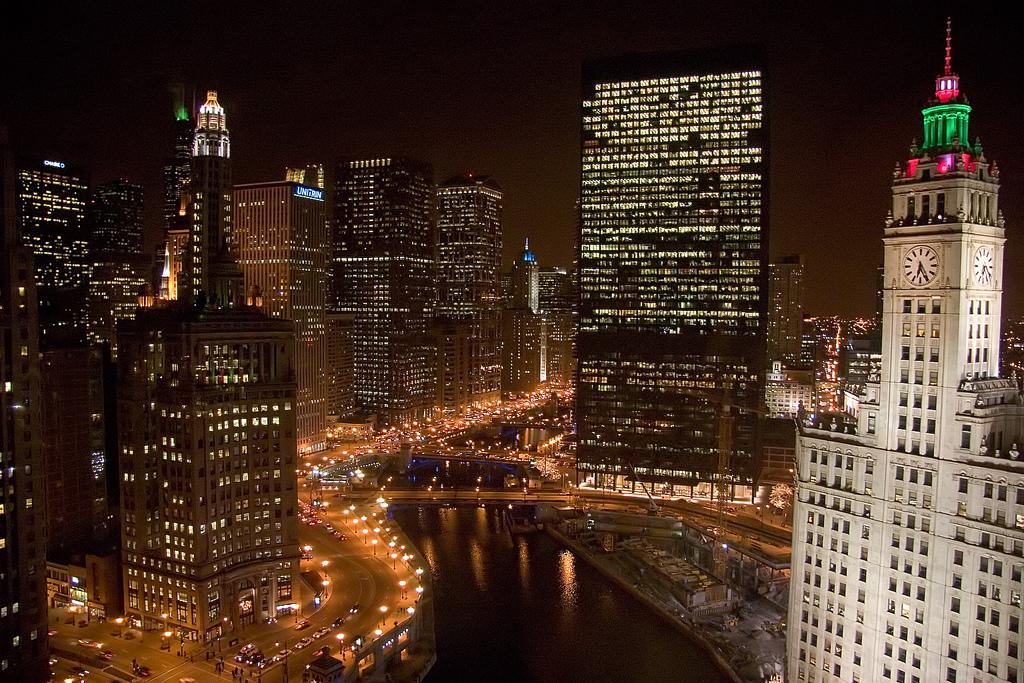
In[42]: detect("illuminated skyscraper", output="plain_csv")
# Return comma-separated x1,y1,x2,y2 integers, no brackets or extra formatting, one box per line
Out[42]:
331,157,435,424
789,24,1024,683
118,92,300,639
185,90,243,307
510,238,539,313
86,255,151,353
538,266,575,383
0,126,49,681
16,157,89,346
86,179,148,353
577,48,767,500
235,181,330,453
285,164,325,189
160,227,189,301
435,173,502,411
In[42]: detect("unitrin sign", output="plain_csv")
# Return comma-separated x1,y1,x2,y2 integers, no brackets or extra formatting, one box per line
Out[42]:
293,185,324,201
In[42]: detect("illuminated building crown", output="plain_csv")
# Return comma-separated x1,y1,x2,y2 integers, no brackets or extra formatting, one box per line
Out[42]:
920,18,971,153
194,90,230,158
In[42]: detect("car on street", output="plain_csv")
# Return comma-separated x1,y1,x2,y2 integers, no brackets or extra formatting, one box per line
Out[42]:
294,637,313,650
69,666,90,676
332,616,346,628
76,638,94,647
313,626,330,639
295,618,311,630
348,603,360,614
99,650,114,660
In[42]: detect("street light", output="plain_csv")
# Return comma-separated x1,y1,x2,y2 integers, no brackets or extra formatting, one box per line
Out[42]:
399,580,407,599
379,605,388,625
390,552,398,569
371,539,378,555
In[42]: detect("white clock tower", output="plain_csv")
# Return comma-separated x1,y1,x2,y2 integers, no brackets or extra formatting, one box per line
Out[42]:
790,21,1024,683
863,20,1005,457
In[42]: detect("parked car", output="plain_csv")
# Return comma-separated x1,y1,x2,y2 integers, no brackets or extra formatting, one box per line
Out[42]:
295,619,311,630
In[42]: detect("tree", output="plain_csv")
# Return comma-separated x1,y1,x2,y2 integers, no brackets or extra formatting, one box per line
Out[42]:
769,484,794,513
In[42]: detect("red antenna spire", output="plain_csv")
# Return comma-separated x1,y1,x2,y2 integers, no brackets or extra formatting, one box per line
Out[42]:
944,17,953,76
934,17,960,103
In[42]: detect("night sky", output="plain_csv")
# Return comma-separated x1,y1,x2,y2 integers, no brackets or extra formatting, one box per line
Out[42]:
3,2,1022,317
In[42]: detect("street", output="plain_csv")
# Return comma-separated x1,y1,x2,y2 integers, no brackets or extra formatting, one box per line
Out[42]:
49,494,427,683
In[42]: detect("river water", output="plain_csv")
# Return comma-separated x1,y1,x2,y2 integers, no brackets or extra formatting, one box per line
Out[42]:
391,505,727,683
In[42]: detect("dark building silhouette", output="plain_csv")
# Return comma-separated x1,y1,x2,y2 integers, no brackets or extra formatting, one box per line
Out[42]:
0,126,49,679
768,254,804,366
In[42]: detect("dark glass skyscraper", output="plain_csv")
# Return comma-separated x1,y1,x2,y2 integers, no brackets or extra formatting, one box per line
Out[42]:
88,179,144,255
577,49,768,500
767,254,804,366
163,106,193,234
332,158,435,424
502,240,545,393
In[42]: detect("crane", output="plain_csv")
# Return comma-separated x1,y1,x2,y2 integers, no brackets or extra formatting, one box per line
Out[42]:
673,386,771,580
623,460,661,515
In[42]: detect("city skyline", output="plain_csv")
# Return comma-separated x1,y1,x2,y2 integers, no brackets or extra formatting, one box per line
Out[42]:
3,5,1023,317
4,7,1024,683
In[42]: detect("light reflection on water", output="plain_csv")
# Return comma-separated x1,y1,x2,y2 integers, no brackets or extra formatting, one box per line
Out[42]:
558,549,578,611
516,537,530,592
393,505,728,683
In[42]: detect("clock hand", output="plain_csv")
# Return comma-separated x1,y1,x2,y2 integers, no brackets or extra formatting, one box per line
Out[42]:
916,262,927,280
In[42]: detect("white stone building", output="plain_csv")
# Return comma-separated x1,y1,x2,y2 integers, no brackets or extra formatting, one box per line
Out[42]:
788,26,1024,683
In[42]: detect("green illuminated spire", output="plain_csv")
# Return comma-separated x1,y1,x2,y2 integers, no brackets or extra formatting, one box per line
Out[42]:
175,105,189,122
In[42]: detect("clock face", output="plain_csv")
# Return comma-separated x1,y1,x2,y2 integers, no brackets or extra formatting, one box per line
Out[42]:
903,245,939,286
974,246,994,286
